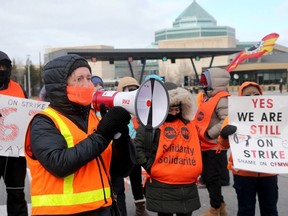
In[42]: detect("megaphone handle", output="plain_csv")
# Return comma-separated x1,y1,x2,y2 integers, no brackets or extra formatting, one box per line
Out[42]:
144,125,153,157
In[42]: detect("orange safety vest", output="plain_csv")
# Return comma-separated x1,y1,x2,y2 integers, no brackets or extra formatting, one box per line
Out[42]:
151,119,202,184
25,107,113,215
194,91,230,151
0,80,25,98
196,91,205,107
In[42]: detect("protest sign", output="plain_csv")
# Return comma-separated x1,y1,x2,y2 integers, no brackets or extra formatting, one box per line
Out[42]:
229,95,288,174
0,95,49,157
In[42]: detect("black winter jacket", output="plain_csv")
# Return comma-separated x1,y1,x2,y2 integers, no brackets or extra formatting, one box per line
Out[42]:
26,55,134,215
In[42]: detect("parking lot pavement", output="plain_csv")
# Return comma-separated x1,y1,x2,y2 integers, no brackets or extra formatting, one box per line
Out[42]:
0,90,287,215
0,173,287,216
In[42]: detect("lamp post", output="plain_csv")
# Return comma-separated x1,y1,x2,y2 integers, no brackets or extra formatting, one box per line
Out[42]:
26,55,31,98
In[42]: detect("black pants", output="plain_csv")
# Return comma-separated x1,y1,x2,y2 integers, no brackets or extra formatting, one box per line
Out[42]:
111,165,144,216
129,164,144,201
201,150,225,208
220,151,230,186
111,176,127,216
200,151,230,186
111,164,145,216
0,156,28,216
233,175,278,216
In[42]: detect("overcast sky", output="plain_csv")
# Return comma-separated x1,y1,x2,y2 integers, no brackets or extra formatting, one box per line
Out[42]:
1,0,288,64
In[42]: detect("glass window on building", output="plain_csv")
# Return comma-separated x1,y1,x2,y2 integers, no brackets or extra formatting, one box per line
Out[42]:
270,72,276,84
263,73,270,84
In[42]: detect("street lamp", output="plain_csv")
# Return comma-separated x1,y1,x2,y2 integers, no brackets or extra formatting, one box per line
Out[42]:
26,55,31,98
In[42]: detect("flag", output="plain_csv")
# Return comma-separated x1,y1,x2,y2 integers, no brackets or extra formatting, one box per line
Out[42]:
226,33,279,72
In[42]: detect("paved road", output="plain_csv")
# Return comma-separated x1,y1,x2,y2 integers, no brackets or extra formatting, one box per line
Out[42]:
1,89,288,215
1,171,287,215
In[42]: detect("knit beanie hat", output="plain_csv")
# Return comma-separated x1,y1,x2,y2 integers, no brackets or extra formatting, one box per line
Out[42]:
242,85,261,96
91,75,104,87
68,59,91,76
117,77,139,92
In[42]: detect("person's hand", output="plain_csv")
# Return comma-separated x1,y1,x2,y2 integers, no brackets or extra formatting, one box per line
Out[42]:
114,124,129,140
220,125,237,139
96,106,131,142
99,103,108,118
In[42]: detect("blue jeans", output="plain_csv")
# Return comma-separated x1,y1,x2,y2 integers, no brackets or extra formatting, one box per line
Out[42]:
233,174,278,216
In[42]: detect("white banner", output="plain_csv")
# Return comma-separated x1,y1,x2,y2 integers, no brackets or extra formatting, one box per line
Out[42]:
0,95,49,157
228,95,288,174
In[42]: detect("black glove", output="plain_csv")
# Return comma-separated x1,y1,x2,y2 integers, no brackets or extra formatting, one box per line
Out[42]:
96,106,131,142
115,124,129,140
220,124,237,139
99,103,108,118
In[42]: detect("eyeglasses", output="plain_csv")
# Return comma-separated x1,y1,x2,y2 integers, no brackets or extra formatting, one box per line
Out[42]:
75,75,92,83
67,74,92,86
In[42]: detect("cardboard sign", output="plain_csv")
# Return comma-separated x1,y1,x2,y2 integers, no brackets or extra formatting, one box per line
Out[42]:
0,95,49,157
229,95,288,174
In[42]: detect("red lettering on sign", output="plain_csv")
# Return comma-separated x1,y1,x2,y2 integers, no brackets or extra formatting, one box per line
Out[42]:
0,108,19,142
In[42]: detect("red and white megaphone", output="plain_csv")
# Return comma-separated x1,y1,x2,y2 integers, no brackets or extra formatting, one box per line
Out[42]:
92,78,169,129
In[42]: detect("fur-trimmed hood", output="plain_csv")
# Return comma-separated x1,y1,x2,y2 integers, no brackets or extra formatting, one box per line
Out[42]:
167,85,196,121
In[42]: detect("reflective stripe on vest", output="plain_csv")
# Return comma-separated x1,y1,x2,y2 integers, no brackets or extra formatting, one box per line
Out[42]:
32,188,111,207
44,108,74,195
31,107,111,208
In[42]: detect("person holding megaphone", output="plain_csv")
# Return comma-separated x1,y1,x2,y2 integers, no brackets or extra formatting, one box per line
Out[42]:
134,82,203,216
25,54,135,215
109,76,150,216
91,74,168,216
